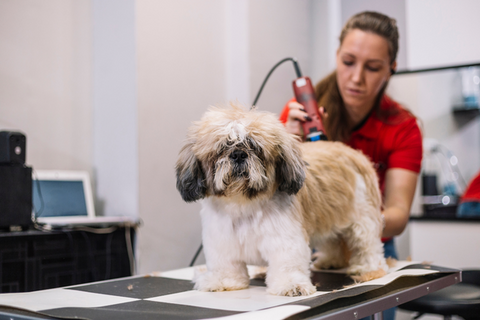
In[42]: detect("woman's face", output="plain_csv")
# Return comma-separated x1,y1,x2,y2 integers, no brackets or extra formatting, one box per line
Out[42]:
336,29,395,121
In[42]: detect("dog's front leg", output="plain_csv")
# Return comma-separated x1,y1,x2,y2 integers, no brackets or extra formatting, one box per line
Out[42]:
260,215,316,297
194,258,250,292
194,208,250,292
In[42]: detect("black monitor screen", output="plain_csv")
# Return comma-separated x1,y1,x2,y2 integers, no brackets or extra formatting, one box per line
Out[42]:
33,180,88,218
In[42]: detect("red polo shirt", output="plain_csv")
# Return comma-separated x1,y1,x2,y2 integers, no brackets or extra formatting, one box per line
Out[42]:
279,95,423,194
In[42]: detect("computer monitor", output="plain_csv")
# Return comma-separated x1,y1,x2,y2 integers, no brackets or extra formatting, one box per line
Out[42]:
32,170,95,224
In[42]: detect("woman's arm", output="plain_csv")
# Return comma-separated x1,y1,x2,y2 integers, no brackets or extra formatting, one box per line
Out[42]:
382,168,419,238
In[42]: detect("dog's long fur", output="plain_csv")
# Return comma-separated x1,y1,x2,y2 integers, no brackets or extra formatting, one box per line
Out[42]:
176,102,387,296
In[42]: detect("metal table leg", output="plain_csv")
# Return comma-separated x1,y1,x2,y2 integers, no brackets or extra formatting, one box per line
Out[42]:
372,312,383,320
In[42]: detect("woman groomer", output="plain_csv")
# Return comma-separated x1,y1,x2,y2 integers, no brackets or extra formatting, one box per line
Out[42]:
280,11,422,320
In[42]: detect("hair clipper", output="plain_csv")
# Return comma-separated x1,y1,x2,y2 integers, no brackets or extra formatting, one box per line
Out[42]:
292,76,327,142
251,57,328,141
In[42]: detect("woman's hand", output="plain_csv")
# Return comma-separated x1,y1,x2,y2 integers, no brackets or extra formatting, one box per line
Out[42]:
286,102,328,137
285,101,307,136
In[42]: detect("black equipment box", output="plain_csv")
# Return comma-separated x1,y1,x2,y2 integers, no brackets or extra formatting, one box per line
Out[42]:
0,131,26,165
0,165,33,229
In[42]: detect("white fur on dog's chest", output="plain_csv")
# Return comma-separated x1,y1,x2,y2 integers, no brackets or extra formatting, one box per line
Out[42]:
200,194,301,265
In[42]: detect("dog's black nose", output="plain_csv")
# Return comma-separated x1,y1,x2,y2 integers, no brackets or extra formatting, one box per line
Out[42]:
230,150,247,163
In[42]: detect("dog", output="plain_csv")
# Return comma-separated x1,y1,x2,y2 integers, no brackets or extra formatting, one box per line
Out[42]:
175,102,388,297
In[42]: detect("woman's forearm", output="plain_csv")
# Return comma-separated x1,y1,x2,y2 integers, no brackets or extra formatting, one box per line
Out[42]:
381,206,410,238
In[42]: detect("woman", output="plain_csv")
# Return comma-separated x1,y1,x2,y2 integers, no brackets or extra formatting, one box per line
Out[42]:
280,11,422,319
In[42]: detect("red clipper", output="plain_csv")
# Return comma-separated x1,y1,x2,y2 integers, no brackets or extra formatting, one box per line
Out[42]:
292,76,327,141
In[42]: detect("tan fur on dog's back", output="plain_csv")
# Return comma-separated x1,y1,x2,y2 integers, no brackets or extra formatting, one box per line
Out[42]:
298,141,382,236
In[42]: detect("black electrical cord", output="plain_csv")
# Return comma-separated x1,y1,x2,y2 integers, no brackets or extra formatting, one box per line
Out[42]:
189,243,203,267
105,231,114,279
189,57,304,267
251,57,302,108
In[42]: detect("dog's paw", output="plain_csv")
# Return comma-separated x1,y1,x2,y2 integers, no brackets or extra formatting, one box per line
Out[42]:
350,269,386,283
267,270,317,297
267,281,316,297
346,264,367,275
346,258,388,279
194,271,249,292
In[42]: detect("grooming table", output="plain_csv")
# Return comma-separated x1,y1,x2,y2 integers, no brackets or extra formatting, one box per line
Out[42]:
0,261,460,320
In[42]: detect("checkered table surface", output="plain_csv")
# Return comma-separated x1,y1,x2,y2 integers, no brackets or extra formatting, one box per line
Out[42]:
0,261,455,320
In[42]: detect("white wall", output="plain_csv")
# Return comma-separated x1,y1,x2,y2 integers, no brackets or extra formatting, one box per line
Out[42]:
406,0,480,70
0,0,93,173
136,0,228,273
92,0,138,218
225,0,250,104
309,0,342,83
248,0,311,113
0,0,138,219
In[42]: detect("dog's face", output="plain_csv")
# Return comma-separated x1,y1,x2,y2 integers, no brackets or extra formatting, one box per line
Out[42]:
176,103,306,202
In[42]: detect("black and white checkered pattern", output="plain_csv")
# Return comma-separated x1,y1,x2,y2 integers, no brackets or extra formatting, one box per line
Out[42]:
0,262,454,320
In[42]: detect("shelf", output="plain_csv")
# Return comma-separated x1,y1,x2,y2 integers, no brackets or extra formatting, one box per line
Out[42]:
452,106,480,117
395,62,480,75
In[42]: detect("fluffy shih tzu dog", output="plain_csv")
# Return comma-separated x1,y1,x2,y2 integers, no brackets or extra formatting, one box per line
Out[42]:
176,102,387,297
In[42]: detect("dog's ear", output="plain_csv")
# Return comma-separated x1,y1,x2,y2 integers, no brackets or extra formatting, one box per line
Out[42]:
276,142,306,195
176,142,206,202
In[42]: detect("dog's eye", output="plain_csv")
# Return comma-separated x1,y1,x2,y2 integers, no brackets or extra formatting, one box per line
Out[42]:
245,137,260,153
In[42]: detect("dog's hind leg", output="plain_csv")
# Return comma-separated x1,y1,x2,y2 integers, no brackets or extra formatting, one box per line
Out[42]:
342,175,388,278
343,217,387,276
343,217,388,277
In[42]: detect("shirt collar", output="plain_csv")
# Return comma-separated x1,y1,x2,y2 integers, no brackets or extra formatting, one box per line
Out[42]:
350,111,383,139
349,95,395,140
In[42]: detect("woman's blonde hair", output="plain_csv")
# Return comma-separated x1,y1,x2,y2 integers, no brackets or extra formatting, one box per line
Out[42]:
317,11,399,142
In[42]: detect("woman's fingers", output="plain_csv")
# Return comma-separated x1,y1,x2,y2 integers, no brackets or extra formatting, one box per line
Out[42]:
285,105,307,136
286,102,328,137
288,101,308,120
288,101,305,111
289,108,309,121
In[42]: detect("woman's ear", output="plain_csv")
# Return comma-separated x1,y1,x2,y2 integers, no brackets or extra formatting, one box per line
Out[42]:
390,61,397,75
